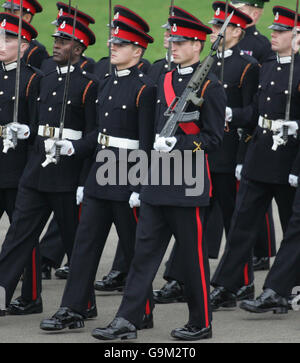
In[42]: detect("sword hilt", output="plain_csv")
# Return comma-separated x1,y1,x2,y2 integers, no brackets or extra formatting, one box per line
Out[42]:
282,124,289,143
55,144,61,164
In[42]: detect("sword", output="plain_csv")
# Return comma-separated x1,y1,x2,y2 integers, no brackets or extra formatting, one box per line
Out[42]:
11,0,24,149
55,5,78,164
283,0,299,143
167,0,175,71
220,0,229,85
108,0,112,74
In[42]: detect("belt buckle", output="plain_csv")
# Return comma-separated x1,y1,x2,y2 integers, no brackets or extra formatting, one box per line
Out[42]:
100,134,110,147
43,124,55,138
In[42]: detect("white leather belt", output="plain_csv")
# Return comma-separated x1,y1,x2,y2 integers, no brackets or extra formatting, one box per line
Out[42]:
258,116,284,132
98,132,139,150
38,125,82,140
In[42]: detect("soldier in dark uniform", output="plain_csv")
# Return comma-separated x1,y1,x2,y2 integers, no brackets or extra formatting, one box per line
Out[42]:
240,183,300,314
38,2,97,281
231,0,277,272
0,15,98,316
210,5,300,311
231,0,273,63
40,13,156,332
91,14,226,341
94,5,201,298
204,1,259,301
2,0,49,68
0,12,41,224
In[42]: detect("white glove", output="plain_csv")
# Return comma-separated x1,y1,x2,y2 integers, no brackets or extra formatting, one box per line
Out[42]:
42,138,56,167
9,123,30,140
154,136,177,152
76,186,84,205
55,139,75,156
225,107,232,123
272,131,285,151
235,164,243,181
129,192,140,208
289,174,298,188
281,121,299,136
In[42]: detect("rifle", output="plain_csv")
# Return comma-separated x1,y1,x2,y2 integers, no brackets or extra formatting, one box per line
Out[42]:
108,0,112,74
167,0,175,71
283,0,299,143
54,6,78,164
159,12,234,139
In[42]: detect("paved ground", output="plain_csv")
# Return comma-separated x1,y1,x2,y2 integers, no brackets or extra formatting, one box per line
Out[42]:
0,204,299,344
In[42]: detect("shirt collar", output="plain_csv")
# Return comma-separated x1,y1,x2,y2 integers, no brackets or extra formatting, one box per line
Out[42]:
276,54,292,64
217,49,233,59
56,65,75,74
177,65,194,75
2,62,18,72
115,68,131,77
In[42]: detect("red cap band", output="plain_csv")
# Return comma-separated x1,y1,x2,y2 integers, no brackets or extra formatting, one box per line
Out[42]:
0,19,32,41
57,21,90,47
273,13,300,28
7,0,38,15
113,26,148,48
171,24,208,40
214,9,248,29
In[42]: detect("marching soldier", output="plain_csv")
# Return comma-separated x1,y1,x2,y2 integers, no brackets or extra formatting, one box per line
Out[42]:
0,13,41,224
240,181,300,314
0,15,98,315
38,2,97,281
40,11,156,331
231,0,277,272
94,5,201,298
91,13,226,341
231,0,273,63
3,0,49,68
210,5,300,311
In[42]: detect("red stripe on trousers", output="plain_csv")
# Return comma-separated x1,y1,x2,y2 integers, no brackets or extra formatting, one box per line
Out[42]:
265,213,272,257
32,248,37,301
244,263,249,286
195,207,209,328
133,207,151,316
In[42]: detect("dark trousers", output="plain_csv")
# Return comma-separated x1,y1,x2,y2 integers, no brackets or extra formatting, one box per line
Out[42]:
161,173,276,285
40,218,65,269
211,178,296,293
0,188,18,222
117,202,211,330
61,195,141,314
0,186,78,304
264,186,300,297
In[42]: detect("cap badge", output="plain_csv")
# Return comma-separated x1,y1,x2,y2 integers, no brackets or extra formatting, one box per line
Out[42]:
275,12,279,21
114,12,119,20
114,26,119,35
172,23,177,32
216,8,221,16
59,8,63,17
60,21,66,29
1,19,6,28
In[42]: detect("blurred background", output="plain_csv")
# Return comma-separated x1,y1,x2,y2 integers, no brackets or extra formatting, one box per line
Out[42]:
30,0,297,63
